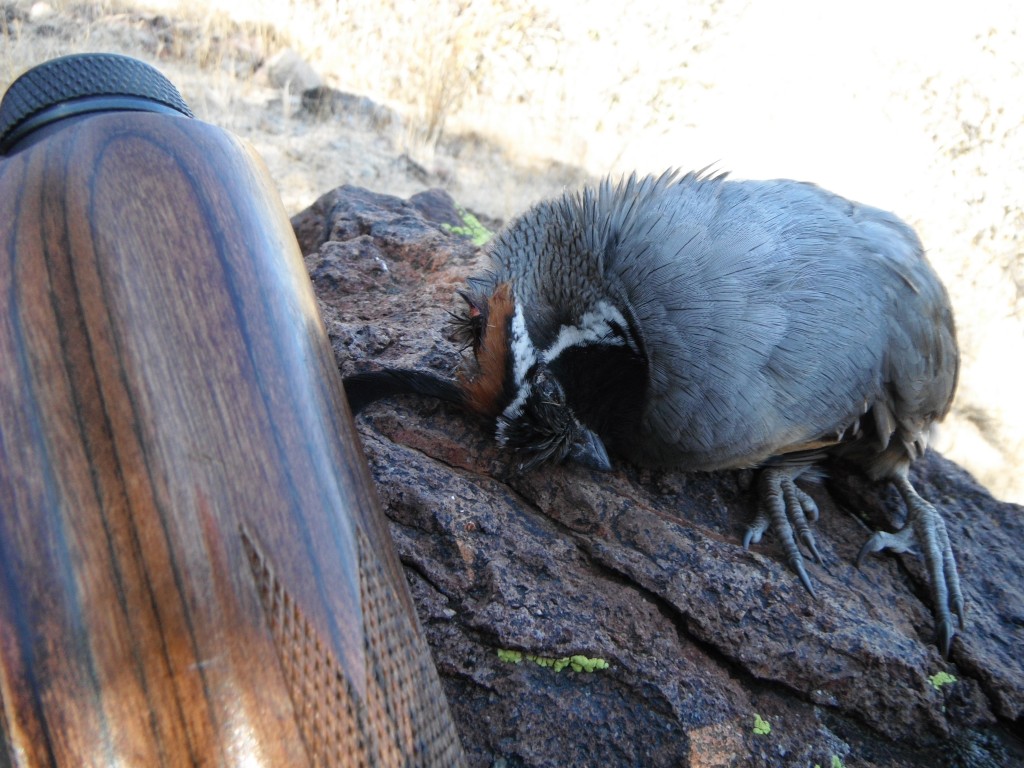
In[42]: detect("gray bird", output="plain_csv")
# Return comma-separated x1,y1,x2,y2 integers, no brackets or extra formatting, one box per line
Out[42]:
345,170,964,656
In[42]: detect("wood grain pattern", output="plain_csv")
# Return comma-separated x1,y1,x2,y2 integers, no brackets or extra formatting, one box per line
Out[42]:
0,113,462,766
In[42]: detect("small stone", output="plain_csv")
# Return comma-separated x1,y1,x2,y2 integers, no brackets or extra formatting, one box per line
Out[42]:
264,47,321,92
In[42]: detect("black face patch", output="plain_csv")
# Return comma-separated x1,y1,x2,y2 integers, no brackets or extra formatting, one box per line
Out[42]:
498,368,585,471
547,341,647,452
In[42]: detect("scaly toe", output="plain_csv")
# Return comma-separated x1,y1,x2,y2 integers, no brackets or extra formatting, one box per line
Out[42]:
743,508,770,549
795,484,820,523
856,526,916,567
892,473,965,656
937,617,955,659
782,482,824,565
750,467,821,597
800,531,823,565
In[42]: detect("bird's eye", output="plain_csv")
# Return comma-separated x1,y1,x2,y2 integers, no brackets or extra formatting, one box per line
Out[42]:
531,367,565,407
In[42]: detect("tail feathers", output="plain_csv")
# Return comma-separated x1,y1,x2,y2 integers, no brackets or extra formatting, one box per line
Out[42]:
343,368,463,415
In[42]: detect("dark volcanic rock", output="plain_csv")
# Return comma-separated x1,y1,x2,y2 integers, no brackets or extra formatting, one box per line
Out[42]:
294,186,1024,768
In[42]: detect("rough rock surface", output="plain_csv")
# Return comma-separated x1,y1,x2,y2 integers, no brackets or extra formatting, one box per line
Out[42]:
293,186,1024,768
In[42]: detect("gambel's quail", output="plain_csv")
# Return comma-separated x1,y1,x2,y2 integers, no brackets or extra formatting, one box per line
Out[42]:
345,170,964,656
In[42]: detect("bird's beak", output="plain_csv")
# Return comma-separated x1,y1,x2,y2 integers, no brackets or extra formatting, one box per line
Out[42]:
568,426,612,471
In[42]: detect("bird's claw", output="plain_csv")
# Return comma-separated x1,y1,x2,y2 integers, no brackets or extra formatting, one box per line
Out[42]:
857,473,965,657
746,467,823,598
856,525,916,566
746,467,963,658
742,509,769,549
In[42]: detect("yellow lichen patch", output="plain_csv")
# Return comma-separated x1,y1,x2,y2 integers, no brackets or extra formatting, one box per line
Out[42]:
752,714,771,736
496,649,609,673
441,205,493,246
929,671,957,690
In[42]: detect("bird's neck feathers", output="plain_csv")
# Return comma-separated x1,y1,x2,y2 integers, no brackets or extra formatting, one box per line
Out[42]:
460,282,518,417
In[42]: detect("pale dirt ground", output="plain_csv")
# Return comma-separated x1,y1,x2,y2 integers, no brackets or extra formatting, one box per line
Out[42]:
3,0,1022,503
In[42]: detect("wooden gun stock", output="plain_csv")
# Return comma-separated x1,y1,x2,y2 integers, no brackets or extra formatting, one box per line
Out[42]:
0,110,463,765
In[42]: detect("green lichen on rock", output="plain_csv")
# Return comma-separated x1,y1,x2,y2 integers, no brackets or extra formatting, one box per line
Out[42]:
569,654,609,672
441,205,493,246
929,670,957,690
496,649,609,673
752,713,771,736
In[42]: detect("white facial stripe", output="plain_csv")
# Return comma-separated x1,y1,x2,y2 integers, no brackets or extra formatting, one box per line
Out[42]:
541,301,635,363
494,409,513,445
496,302,537,446
496,381,535,447
498,300,635,446
497,380,530,443
510,302,537,386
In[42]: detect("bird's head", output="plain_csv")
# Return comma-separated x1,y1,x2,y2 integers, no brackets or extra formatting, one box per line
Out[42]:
451,281,619,472
346,281,645,475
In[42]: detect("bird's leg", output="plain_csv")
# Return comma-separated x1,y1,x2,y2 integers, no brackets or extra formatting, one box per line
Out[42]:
857,468,964,657
745,466,823,597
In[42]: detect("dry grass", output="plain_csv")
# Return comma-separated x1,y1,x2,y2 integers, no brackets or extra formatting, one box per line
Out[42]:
3,0,1023,502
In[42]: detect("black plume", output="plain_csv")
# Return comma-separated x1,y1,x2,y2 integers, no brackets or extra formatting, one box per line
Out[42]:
343,368,464,415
